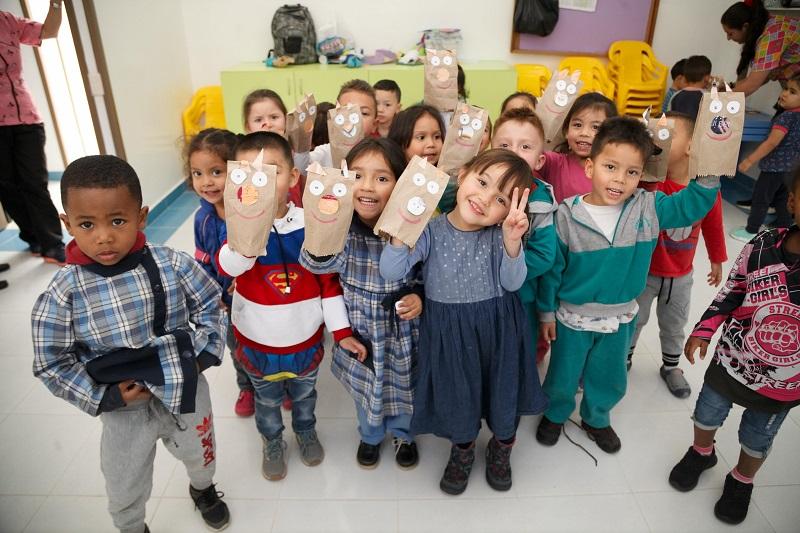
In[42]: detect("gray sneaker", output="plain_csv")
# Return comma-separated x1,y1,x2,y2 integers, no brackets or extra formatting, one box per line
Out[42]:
296,429,325,466
660,365,691,399
262,436,287,480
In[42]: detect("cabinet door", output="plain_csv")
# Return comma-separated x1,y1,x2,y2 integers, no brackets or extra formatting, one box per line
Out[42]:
462,65,517,119
367,65,424,108
292,66,369,107
221,63,295,133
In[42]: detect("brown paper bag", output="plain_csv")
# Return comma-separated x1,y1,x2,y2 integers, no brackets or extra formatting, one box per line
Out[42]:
438,103,488,174
224,149,278,256
373,155,450,247
328,103,366,168
286,93,317,153
642,109,675,183
537,69,583,150
423,49,459,113
301,160,356,256
687,86,745,177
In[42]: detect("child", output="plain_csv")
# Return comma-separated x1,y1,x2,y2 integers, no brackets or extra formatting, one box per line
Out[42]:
187,128,257,417
539,92,618,203
479,116,493,152
731,73,800,242
300,138,423,469
374,79,402,138
216,131,365,481
662,58,687,114
32,155,230,532
669,55,712,120
380,149,549,495
668,167,800,525
387,104,445,165
627,112,728,398
536,117,721,453
501,91,538,114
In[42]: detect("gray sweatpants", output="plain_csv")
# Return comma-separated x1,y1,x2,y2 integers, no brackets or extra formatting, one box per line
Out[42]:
100,374,216,533
630,272,693,358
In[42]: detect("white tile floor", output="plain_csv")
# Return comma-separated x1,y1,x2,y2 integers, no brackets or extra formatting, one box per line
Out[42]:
0,202,798,533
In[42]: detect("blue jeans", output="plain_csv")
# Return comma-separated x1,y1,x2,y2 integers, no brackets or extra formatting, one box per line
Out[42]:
245,366,319,440
354,401,412,445
693,382,791,459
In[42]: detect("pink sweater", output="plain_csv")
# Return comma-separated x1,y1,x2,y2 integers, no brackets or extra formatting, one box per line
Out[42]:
538,151,592,204
0,12,43,126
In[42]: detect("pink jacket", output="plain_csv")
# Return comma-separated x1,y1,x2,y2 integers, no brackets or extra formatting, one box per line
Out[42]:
0,11,43,126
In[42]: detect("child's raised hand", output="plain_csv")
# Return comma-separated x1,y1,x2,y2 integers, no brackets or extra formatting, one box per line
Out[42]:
339,336,368,362
708,262,723,286
119,380,151,404
540,321,556,342
502,187,530,257
684,336,710,365
396,293,423,320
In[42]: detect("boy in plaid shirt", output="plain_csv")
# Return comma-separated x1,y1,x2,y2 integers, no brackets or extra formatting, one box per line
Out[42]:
31,156,230,533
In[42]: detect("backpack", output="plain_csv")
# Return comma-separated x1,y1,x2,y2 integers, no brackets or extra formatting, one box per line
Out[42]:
271,4,318,65
513,0,559,37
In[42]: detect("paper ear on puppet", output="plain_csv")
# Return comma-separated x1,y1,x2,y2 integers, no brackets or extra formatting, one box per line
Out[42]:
642,111,675,183
223,149,279,256
423,49,459,113
687,87,745,178
438,103,488,174
538,68,583,150
373,155,450,247
328,102,365,168
302,159,356,256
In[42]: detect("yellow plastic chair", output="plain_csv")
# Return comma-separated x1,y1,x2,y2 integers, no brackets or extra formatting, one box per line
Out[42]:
607,41,667,115
557,57,615,98
514,64,552,97
183,86,226,137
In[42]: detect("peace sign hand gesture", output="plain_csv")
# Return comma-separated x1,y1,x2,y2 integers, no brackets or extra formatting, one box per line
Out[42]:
502,187,530,258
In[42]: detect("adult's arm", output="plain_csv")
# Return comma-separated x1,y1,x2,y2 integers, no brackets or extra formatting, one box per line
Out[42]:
39,0,64,40
733,68,771,97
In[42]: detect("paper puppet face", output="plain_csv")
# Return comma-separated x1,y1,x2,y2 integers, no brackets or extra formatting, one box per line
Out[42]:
286,93,317,153
423,49,459,113
374,155,450,247
438,103,488,174
223,150,278,256
642,109,675,183
328,103,365,167
688,85,745,177
301,161,356,256
538,69,583,148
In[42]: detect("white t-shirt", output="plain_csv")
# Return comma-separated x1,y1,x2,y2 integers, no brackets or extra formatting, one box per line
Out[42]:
580,196,623,243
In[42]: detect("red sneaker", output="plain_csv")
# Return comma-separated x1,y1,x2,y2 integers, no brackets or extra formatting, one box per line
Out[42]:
234,390,255,417
282,395,292,411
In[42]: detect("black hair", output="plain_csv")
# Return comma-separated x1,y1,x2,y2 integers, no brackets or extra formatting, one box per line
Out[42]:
556,92,618,153
500,91,538,113
457,64,467,100
345,138,407,181
373,79,402,102
664,110,696,136
589,116,654,163
721,0,770,77
683,55,713,83
311,101,335,149
387,104,446,154
671,58,687,81
183,128,238,187
61,155,142,208
235,131,294,168
242,89,287,128
462,149,534,196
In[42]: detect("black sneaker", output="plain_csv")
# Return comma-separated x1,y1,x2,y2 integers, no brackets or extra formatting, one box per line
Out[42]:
439,443,475,495
0,263,9,273
581,421,621,453
669,446,718,492
0,280,7,291
485,437,513,491
536,416,563,446
736,199,752,209
42,243,66,266
189,483,230,531
27,243,42,256
393,437,418,469
714,473,754,525
357,440,380,469
144,525,150,533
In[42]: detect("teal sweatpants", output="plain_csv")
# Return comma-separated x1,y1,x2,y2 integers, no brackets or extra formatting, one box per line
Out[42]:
542,318,637,428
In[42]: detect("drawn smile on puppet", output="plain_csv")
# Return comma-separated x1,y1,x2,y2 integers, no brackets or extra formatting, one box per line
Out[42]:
335,111,361,144
429,53,455,90
705,98,740,141
228,168,268,220
397,172,441,224
308,178,348,224
454,113,484,148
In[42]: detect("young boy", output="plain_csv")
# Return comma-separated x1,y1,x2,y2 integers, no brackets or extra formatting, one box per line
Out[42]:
217,132,365,480
669,167,800,525
536,117,721,453
627,112,728,397
374,79,402,138
669,55,712,120
31,155,230,533
662,58,687,114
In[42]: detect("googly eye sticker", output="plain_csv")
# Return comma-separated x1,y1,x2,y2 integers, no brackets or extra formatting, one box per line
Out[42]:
309,180,325,196
566,83,577,95
430,56,441,66
308,105,316,115
555,79,567,91
412,172,427,186
230,168,247,185
298,112,306,122
554,93,569,107
657,128,670,141
426,181,440,195
334,114,345,126
471,118,483,131
443,55,453,66
459,114,470,125
726,101,741,114
709,100,722,113
332,183,347,197
349,113,360,124
407,196,427,216
251,171,268,188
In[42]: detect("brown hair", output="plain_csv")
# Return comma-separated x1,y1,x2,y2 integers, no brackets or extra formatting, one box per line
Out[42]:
338,79,377,110
235,131,294,169
183,128,239,187
500,91,538,113
242,89,287,127
461,148,535,197
494,108,545,140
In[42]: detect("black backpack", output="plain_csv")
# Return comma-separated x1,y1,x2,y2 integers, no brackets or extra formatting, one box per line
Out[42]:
513,0,559,37
271,4,318,65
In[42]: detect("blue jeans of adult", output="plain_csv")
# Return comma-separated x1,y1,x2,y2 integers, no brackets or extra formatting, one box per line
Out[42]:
245,367,319,441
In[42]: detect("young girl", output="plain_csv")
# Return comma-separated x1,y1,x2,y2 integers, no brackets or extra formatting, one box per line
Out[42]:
540,92,617,203
186,128,256,417
300,138,423,470
380,149,548,495
388,104,445,165
501,91,538,114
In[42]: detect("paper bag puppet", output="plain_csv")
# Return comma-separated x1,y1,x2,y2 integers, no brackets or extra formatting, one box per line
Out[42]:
687,85,745,177
286,93,317,153
438,103,488,174
302,160,356,256
224,150,278,257
328,103,365,168
537,69,583,150
641,108,675,183
423,49,459,113
373,155,450,247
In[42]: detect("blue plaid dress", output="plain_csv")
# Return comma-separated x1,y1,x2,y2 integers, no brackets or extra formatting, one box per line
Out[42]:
301,216,420,426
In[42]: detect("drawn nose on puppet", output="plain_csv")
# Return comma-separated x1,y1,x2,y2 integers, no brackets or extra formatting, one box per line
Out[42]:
343,121,354,132
459,126,475,139
238,184,259,206
436,69,450,82
318,194,340,214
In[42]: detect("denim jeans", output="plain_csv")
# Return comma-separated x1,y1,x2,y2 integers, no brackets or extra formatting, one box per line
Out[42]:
354,401,413,445
245,366,319,440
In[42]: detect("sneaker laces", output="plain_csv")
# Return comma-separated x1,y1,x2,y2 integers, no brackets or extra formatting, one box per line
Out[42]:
266,439,286,461
563,418,598,467
297,431,319,451
193,483,224,510
392,436,410,456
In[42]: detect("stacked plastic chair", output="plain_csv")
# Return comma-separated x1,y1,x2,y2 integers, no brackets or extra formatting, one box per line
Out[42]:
514,64,552,97
557,57,615,98
607,41,667,115
182,86,227,137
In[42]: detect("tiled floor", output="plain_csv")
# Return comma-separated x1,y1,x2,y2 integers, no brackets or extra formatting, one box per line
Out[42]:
0,192,798,532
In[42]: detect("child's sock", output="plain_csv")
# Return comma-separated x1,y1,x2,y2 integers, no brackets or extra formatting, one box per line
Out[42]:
731,467,754,484
693,443,714,456
662,352,681,368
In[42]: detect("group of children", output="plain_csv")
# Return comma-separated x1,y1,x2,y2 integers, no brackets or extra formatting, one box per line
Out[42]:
30,73,800,532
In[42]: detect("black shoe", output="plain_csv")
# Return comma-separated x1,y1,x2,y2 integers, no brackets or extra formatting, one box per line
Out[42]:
536,416,563,446
0,263,9,273
144,525,150,533
736,199,752,209
669,446,718,492
714,473,753,525
581,421,621,453
393,437,418,469
357,440,380,469
627,358,632,372
0,280,7,291
485,437,513,491
42,244,66,266
440,443,475,495
27,243,42,256
189,483,230,531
